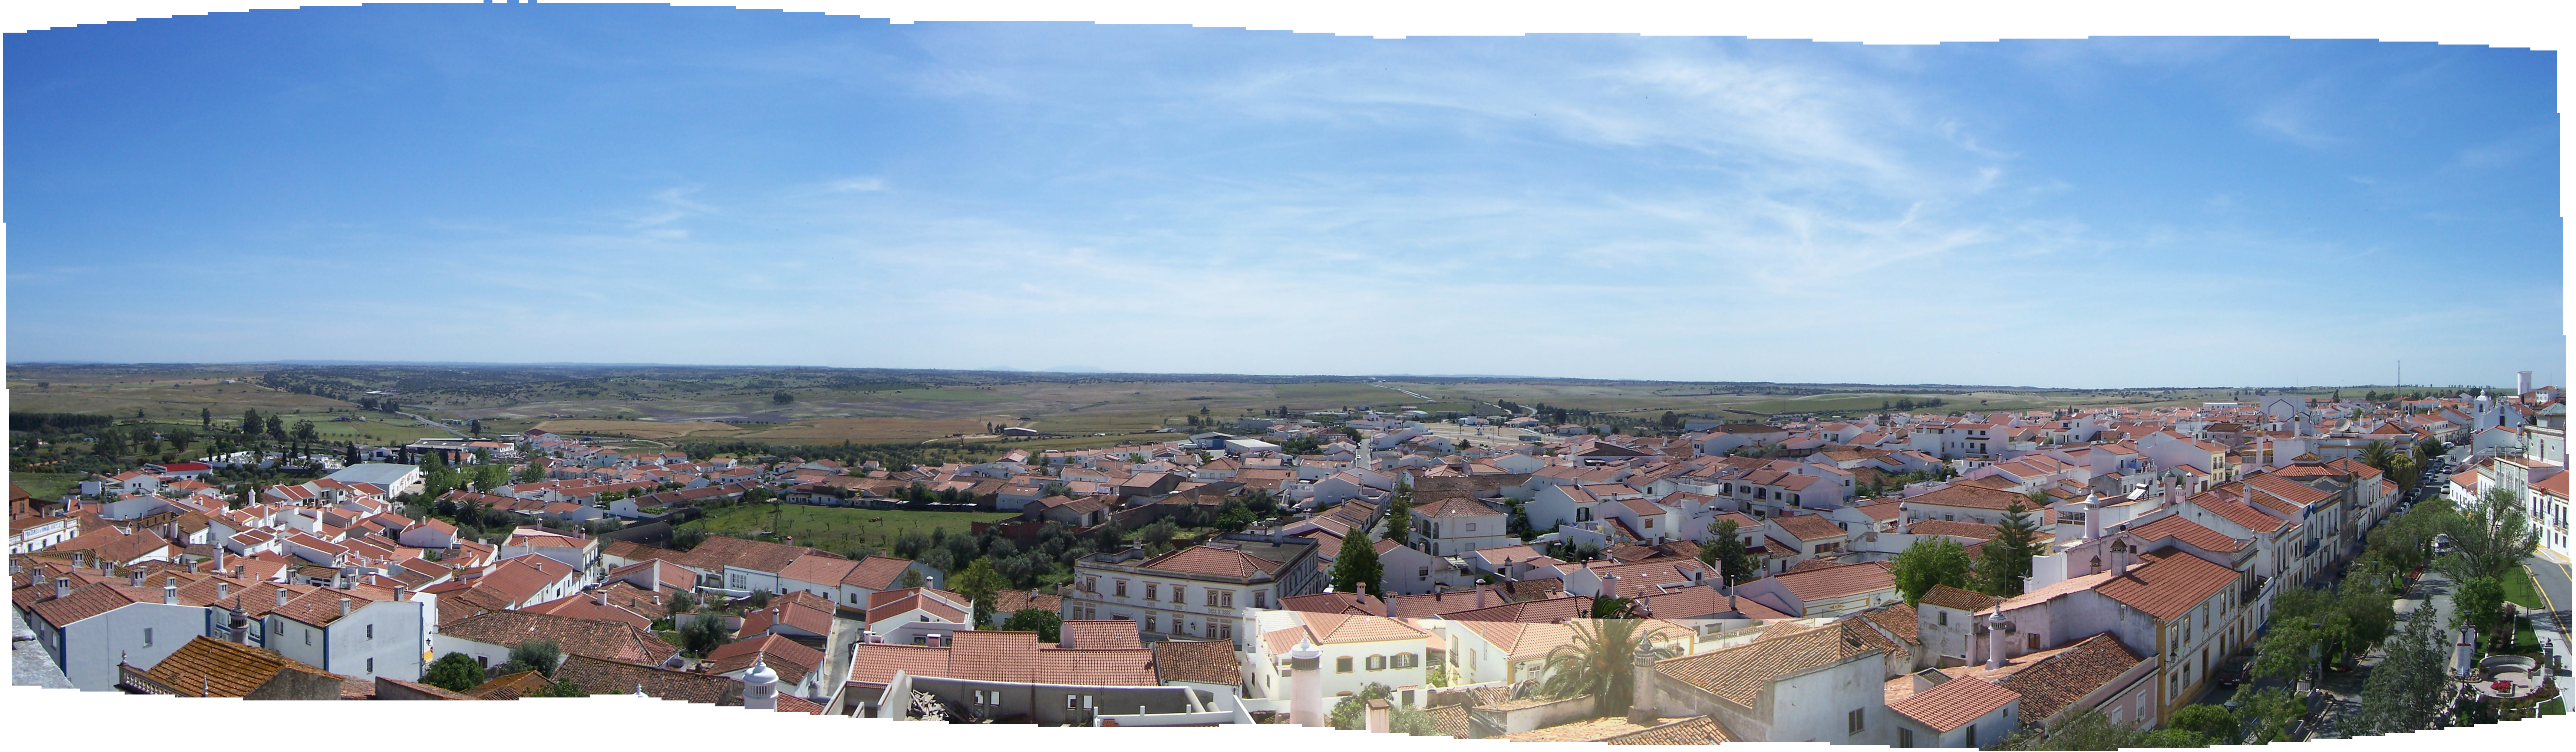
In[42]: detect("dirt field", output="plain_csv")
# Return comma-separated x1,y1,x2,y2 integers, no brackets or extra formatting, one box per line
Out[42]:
7,375,357,423
733,417,995,443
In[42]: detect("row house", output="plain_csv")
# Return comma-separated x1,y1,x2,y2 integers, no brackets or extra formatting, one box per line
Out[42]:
1063,534,1322,648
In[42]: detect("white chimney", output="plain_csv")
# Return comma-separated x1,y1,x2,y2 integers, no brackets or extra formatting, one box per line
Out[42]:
339,597,352,617
2517,371,2534,395
277,588,291,607
130,569,146,588
55,577,71,599
164,577,179,605
2079,495,2102,541
1365,697,1391,733
1288,641,1326,727
216,582,230,600
1985,607,2009,670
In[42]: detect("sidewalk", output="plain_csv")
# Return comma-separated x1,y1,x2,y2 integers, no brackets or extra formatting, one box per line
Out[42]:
2525,560,2570,679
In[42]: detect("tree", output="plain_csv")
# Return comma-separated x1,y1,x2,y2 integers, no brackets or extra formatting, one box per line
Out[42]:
1003,608,1062,642
666,588,697,615
2169,704,2237,743
1891,536,1975,605
423,652,487,692
773,391,795,405
265,415,287,442
1382,484,1414,542
200,407,212,428
952,559,1008,626
508,639,564,677
2439,488,2544,583
1535,619,1676,713
2354,607,2450,734
291,420,319,444
2451,575,2510,644
518,462,546,484
897,568,927,589
1136,520,1181,552
2229,684,2304,744
1976,497,2045,596
1214,501,1255,534
2357,440,2399,476
1698,519,1757,587
1329,683,1393,730
1329,530,1385,596
678,614,732,656
530,678,589,697
1589,597,1640,619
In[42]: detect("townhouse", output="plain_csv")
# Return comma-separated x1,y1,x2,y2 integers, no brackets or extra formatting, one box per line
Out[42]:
1064,533,1322,646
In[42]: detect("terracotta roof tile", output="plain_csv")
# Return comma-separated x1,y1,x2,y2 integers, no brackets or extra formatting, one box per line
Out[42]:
1995,633,2147,722
1889,675,2020,732
1151,639,1240,686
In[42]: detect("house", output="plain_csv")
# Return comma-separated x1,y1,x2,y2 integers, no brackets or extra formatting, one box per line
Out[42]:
433,610,680,673
1885,674,2021,748
1763,513,1853,572
323,463,426,496
1064,534,1322,647
116,636,344,700
862,587,974,645
1738,561,1900,618
1152,638,1246,699
832,629,1162,718
742,591,840,641
706,634,832,700
1372,538,1472,595
1247,610,1433,706
1647,620,1903,744
19,573,215,692
1438,617,1695,690
1409,496,1515,557
498,526,598,572
261,585,431,682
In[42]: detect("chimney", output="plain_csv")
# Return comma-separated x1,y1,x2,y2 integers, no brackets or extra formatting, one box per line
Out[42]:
741,656,780,711
277,588,291,607
2517,371,2534,395
1288,641,1326,727
1985,607,2009,670
1477,584,1487,609
187,561,202,575
1628,638,1661,725
2080,495,2102,541
55,577,71,599
164,577,179,605
394,586,408,602
1365,698,1391,733
74,551,89,570
339,597,352,617
228,606,249,644
217,581,230,600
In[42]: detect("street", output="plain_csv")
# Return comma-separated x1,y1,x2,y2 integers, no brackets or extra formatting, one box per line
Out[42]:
2526,555,2570,679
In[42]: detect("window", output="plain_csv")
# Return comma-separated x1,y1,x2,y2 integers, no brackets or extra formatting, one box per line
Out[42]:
1219,621,1233,639
1083,576,1098,593
1145,583,1158,601
143,628,154,647
366,624,375,640
1898,728,1914,748
1576,508,1592,522
729,573,747,589
1402,690,1415,707
366,657,375,673
1464,523,1477,532
304,630,313,646
1418,567,1431,582
2028,633,2041,651
1171,585,1185,603
1966,725,1976,748
1253,592,1266,609
1336,657,1354,673
1938,611,1948,626
1849,709,1865,735
1115,580,1128,597
1392,652,1417,669
1366,655,1387,671
1207,589,1220,606
1145,615,1157,633
1221,591,1234,608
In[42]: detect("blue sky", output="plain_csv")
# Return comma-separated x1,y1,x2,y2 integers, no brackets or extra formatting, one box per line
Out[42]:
5,5,2561,388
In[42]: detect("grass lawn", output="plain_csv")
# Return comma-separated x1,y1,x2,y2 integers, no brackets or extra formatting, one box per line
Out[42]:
677,503,1015,556
2515,617,2539,654
2543,697,2566,716
9,472,83,500
2505,568,2547,609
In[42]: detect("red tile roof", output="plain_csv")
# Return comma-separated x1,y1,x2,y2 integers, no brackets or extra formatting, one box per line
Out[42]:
1889,676,2020,732
2092,549,2240,621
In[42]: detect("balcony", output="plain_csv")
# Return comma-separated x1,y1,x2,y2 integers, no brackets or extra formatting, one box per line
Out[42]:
2239,576,2269,607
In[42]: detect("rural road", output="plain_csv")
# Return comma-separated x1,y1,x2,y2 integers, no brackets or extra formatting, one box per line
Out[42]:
396,412,472,440
1372,383,1435,402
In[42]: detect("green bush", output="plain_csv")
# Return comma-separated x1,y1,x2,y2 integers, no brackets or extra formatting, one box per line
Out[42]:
422,652,486,692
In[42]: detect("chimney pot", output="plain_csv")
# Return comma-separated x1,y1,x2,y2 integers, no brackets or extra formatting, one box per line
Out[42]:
164,577,180,605
55,577,72,599
277,588,291,607
339,598,351,617
131,569,146,588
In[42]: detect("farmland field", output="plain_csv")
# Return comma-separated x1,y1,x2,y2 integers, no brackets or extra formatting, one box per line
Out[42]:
10,364,2387,453
9,472,83,500
677,503,1015,555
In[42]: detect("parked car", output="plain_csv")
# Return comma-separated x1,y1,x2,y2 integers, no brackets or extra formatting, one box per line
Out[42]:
2218,655,2254,687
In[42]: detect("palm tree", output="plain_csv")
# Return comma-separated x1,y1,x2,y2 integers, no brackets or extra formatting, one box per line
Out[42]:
2356,440,2397,474
1537,618,1678,712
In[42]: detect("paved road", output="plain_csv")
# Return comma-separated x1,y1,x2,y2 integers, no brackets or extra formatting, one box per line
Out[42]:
2527,555,2570,677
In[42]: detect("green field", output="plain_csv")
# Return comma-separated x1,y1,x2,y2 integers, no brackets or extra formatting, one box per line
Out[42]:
676,503,1016,555
9,472,82,500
